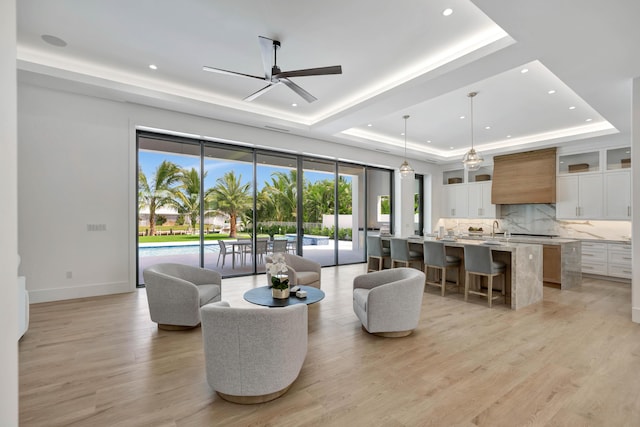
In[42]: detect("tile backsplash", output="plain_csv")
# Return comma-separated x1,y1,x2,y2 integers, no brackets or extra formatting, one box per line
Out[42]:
438,204,631,241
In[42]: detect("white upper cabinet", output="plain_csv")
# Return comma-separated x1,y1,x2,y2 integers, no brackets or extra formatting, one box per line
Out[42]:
556,174,603,219
442,184,469,218
467,181,495,218
604,170,632,219
556,146,630,220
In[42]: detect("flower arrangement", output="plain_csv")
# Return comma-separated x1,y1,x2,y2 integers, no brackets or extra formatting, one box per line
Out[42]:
266,252,289,290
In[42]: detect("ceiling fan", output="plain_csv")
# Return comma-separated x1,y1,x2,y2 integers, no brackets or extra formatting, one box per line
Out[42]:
203,36,342,103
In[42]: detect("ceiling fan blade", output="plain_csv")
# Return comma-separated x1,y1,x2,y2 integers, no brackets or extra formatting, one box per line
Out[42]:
243,83,278,102
281,78,317,103
275,65,342,79
258,36,275,80
202,66,265,81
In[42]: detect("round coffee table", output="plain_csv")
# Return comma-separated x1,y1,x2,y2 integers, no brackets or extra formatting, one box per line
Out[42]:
243,285,325,307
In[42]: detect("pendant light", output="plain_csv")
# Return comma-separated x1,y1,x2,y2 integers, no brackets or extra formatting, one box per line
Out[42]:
399,114,414,178
462,91,484,171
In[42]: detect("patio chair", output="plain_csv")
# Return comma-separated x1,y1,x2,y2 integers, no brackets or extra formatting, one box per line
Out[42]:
217,240,236,268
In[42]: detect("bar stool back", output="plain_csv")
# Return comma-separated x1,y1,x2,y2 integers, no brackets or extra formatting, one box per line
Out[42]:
367,235,390,272
390,238,422,270
423,241,461,296
463,244,506,307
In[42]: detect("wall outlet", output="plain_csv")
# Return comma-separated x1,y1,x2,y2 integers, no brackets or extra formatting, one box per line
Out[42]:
87,224,107,232
66,271,72,279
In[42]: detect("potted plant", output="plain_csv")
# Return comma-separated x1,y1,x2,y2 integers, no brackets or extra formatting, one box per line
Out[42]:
266,252,290,299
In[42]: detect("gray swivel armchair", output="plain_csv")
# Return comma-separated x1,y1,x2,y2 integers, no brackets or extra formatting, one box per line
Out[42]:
353,267,425,337
265,253,322,288
143,263,221,330
200,301,308,404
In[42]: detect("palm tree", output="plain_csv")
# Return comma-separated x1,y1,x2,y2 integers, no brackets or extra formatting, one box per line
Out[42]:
262,170,298,222
138,161,181,236
175,167,206,233
206,171,252,238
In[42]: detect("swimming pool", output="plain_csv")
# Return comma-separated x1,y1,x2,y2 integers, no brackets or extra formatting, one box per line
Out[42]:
138,243,220,257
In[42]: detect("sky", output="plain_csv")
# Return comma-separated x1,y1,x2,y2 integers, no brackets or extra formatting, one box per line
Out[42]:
139,150,347,192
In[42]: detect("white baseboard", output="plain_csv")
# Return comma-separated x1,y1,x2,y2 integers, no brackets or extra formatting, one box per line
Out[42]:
28,281,134,304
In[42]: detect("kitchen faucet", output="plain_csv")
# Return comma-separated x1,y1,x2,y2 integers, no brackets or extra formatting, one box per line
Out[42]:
492,220,499,238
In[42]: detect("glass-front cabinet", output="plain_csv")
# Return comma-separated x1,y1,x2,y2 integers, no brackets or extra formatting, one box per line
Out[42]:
443,169,464,185
606,147,631,170
558,151,600,174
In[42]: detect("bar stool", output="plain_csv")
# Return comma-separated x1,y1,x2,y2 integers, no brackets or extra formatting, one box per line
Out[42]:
390,238,423,270
463,245,506,308
367,235,390,272
423,241,461,296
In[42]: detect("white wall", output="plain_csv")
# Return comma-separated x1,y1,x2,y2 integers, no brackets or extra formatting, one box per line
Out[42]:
18,82,439,303
1,1,18,424
632,77,639,324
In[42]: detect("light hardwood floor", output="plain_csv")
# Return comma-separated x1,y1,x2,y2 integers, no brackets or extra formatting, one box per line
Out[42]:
19,264,640,426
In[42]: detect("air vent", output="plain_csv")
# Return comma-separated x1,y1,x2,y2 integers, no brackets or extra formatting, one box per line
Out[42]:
374,148,390,153
264,125,290,133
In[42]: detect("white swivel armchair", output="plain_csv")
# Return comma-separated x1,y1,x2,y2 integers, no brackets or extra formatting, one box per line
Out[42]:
200,301,308,404
353,268,425,337
143,263,221,330
265,253,322,288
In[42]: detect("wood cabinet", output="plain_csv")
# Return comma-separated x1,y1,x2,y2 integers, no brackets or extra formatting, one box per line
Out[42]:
542,245,561,286
604,170,631,219
492,148,556,204
467,182,495,218
556,174,603,219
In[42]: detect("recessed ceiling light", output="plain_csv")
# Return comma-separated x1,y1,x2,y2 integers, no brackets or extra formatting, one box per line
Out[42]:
367,123,372,127
292,103,298,107
400,132,405,136
520,68,529,74
41,34,67,47
149,64,158,70
427,140,432,143
442,8,453,16
485,126,491,130
506,135,512,138
585,118,592,122
569,106,576,110
449,146,454,150
459,115,465,119
548,89,556,94
626,150,630,154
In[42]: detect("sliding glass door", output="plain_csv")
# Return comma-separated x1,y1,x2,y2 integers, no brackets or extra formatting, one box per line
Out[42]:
137,136,202,284
137,131,394,284
202,144,254,277
255,151,300,273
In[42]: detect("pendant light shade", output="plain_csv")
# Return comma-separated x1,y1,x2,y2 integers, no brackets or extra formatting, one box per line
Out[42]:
399,114,414,178
462,91,484,171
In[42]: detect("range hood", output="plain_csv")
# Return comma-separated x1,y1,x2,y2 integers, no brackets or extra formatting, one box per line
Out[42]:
491,148,556,204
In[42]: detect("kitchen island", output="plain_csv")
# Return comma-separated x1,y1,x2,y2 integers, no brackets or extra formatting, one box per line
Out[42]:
458,235,582,289
392,237,544,310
